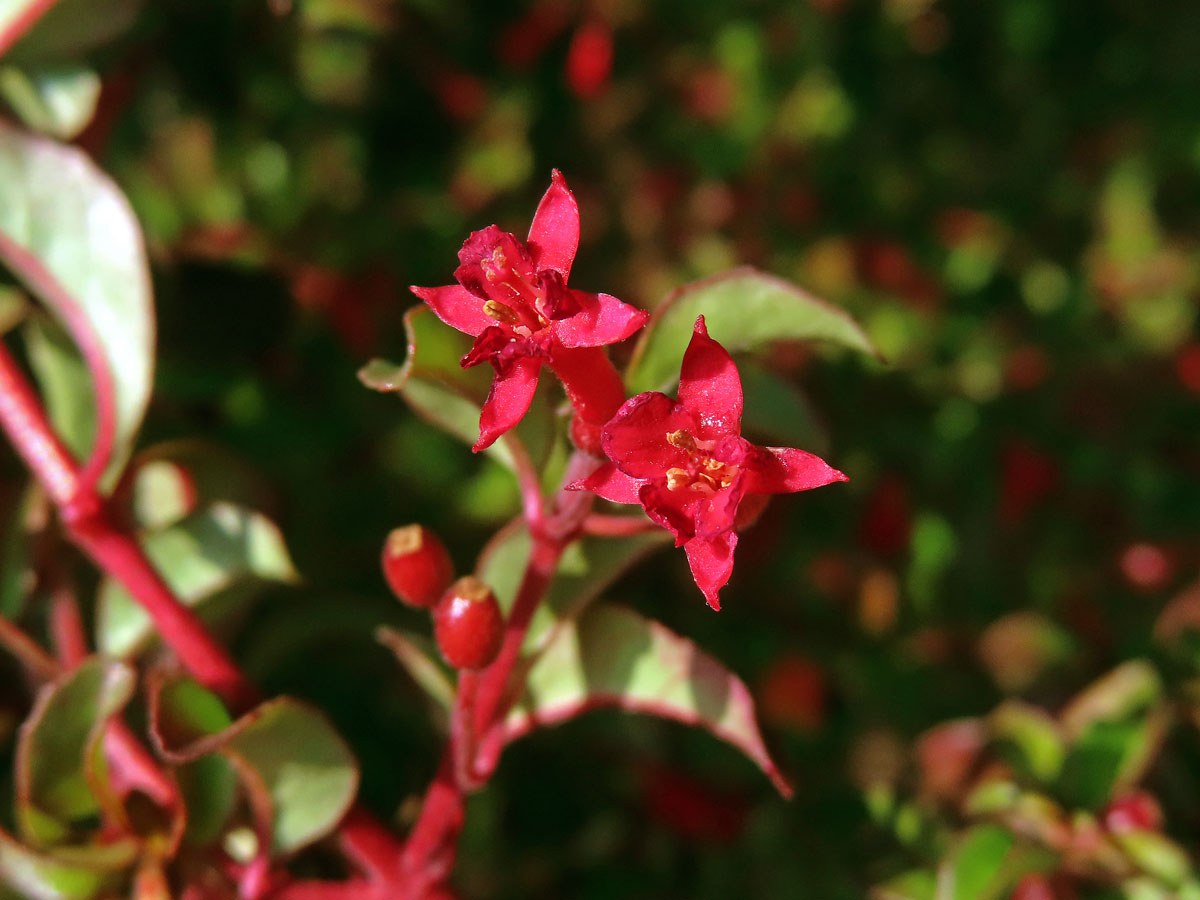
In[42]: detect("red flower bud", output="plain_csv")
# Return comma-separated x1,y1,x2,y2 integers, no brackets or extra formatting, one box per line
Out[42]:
434,576,504,670
382,525,455,609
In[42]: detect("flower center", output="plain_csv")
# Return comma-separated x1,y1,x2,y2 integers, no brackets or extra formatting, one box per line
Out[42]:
480,245,548,332
664,429,738,495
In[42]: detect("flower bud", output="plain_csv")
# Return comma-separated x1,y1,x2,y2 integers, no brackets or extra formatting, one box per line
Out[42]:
433,576,504,670
382,525,454,609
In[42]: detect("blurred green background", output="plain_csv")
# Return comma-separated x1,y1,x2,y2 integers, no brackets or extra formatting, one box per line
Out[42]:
6,0,1200,897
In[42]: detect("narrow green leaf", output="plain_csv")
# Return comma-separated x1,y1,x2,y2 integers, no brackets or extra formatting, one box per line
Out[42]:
737,358,830,453
508,602,792,797
95,503,298,658
15,659,134,846
935,825,1052,900
625,267,878,394
376,626,455,714
0,828,135,900
1061,660,1162,739
0,120,153,485
0,65,100,139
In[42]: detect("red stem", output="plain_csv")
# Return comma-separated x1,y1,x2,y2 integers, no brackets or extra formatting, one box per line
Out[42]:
581,513,660,537
0,335,408,888
451,671,479,790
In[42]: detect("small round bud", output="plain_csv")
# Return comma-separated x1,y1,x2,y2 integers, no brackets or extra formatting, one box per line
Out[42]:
433,576,504,670
382,525,455,609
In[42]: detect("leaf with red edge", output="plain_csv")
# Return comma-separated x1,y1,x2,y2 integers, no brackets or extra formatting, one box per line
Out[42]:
625,267,878,394
475,521,669,650
358,305,554,472
2,0,143,62
0,121,153,487
148,673,359,856
505,602,792,797
15,658,135,847
0,828,137,900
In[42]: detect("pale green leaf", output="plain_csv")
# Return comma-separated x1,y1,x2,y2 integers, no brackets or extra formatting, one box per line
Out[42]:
95,503,298,658
625,267,878,394
508,603,792,797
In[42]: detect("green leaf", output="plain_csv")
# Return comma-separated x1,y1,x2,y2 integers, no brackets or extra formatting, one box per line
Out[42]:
871,869,937,900
376,626,455,715
1114,830,1193,887
625,267,878,394
22,315,91,462
0,65,100,139
124,440,277,531
1058,712,1169,810
989,701,1066,783
508,602,792,797
935,825,1053,900
737,358,829,453
0,829,136,900
95,502,298,658
1061,661,1162,739
0,120,153,486
475,521,669,650
15,658,135,846
359,305,554,473
3,0,143,62
149,676,358,856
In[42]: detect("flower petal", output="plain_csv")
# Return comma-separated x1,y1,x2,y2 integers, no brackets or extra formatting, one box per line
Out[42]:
678,316,742,441
684,530,738,611
570,462,645,504
693,475,745,539
743,446,848,495
411,284,491,337
638,481,692,546
551,291,649,348
473,357,543,452
527,170,579,279
601,392,692,479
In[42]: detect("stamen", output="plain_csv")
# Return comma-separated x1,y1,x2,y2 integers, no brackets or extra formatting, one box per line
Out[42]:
483,300,521,326
665,468,691,491
667,429,696,451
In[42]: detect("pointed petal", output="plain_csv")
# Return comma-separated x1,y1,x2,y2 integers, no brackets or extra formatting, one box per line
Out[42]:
678,316,742,441
552,291,649,348
570,462,645,504
601,392,692,479
684,530,738,611
473,358,543,452
743,447,848,495
411,284,491,337
527,170,579,279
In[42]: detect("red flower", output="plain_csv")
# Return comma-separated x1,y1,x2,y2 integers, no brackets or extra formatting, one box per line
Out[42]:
411,171,647,451
574,317,847,609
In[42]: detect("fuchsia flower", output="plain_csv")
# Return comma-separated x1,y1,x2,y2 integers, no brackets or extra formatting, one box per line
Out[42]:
411,171,648,451
574,317,847,610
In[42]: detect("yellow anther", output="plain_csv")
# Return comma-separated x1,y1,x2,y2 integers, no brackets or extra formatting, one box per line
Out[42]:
665,468,691,491
667,429,696,450
483,300,521,325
